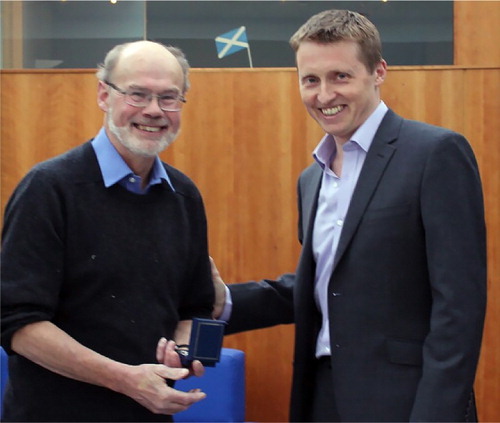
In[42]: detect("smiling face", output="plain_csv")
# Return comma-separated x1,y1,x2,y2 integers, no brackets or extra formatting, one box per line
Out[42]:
98,42,185,158
297,40,387,144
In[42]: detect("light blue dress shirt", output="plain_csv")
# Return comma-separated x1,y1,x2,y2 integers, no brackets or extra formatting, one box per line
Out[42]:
90,127,175,194
313,101,388,357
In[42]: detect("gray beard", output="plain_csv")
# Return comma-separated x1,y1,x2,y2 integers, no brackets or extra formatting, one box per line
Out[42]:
107,114,178,157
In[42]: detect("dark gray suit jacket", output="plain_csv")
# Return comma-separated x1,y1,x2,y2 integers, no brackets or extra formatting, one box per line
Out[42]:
228,109,487,422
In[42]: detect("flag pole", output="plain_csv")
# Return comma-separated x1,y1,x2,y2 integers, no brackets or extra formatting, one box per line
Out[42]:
247,47,253,68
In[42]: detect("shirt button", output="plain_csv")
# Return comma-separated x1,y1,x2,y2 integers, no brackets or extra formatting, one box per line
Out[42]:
336,219,344,227
129,177,136,183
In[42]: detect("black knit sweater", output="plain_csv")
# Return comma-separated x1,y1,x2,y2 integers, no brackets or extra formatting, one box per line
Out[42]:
1,141,214,422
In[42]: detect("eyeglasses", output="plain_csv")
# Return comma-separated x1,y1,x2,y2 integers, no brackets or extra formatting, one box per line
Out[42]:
104,80,186,112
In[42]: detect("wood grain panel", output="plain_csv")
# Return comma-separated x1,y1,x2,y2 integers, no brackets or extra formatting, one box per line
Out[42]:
381,67,465,131
0,70,102,209
454,1,500,66
1,68,499,422
0,2,24,68
162,70,236,280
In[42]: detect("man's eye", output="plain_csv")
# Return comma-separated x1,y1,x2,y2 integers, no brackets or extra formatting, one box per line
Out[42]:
303,76,318,85
160,94,177,101
129,92,148,100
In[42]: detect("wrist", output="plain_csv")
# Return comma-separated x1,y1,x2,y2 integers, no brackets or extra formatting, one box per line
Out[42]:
103,360,134,394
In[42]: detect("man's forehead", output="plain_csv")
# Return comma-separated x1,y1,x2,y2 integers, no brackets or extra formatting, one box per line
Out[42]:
114,51,182,85
296,42,368,75
119,48,176,70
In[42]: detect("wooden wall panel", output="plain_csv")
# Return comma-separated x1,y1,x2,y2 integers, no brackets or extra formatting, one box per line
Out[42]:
0,70,102,209
454,1,500,66
0,2,24,69
381,67,465,131
1,67,499,423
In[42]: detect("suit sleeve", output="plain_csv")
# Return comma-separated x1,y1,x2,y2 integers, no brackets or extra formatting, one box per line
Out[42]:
226,274,295,334
410,132,487,421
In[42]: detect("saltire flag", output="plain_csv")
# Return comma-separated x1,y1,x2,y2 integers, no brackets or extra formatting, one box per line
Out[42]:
215,26,252,66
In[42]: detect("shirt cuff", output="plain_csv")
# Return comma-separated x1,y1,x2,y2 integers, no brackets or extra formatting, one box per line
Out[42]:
218,285,233,322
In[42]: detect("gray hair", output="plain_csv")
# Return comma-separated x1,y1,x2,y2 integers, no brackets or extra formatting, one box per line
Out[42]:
289,9,383,73
96,41,191,93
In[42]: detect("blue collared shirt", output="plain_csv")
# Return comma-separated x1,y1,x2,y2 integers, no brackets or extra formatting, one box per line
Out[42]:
312,101,388,357
91,128,175,194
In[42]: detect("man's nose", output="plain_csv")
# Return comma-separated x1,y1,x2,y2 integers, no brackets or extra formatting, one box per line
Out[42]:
317,83,336,104
142,96,164,116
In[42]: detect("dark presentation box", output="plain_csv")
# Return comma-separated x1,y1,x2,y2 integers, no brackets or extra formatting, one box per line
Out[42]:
178,318,226,367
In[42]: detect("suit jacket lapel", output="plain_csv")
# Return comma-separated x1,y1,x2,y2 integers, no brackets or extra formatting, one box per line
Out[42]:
333,109,403,270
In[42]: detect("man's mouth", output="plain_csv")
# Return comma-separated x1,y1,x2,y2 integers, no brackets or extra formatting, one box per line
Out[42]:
320,105,345,116
134,123,166,133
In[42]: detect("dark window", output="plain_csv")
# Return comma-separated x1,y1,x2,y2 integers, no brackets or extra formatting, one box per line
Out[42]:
3,0,453,69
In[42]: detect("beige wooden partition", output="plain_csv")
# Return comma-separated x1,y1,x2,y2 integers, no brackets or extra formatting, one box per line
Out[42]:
1,66,499,422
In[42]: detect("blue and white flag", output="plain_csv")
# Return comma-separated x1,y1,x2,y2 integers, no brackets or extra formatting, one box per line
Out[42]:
215,26,253,67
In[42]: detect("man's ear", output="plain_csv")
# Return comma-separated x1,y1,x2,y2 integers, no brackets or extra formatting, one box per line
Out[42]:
374,59,388,86
97,80,110,112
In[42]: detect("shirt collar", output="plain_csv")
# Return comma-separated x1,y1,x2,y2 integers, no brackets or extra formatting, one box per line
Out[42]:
91,128,175,192
313,101,389,168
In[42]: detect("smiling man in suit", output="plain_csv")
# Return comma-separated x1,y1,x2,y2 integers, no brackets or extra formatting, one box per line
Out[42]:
211,9,487,422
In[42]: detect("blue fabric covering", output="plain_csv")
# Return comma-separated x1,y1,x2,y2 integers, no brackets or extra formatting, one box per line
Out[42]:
175,348,246,422
1,347,8,418
0,347,245,422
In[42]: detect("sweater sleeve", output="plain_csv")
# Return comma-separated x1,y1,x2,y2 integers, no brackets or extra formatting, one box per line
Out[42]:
1,167,66,354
